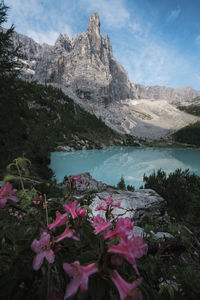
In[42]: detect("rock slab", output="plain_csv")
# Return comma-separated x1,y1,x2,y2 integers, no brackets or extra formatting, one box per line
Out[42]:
64,172,166,221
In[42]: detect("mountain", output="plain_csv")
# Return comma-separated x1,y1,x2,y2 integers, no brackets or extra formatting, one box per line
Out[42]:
3,13,200,139
6,13,133,106
132,83,200,102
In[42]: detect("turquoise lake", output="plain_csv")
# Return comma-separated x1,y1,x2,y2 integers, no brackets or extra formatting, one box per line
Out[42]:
50,147,200,188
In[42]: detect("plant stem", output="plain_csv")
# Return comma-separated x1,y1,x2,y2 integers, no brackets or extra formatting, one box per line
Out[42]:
44,194,49,226
47,263,51,300
16,163,25,191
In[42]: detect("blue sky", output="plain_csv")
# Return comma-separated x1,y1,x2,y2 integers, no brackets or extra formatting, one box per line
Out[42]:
5,0,200,90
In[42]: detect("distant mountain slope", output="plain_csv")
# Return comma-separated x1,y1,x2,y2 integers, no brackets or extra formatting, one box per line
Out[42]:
132,83,200,102
172,121,200,146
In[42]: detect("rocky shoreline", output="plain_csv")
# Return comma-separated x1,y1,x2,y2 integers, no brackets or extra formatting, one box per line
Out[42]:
62,172,178,241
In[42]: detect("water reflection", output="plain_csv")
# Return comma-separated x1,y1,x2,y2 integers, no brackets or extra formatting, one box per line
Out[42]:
50,147,200,188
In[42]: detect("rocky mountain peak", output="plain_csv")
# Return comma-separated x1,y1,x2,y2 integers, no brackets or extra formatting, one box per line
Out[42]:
11,12,133,105
54,33,71,52
87,12,101,37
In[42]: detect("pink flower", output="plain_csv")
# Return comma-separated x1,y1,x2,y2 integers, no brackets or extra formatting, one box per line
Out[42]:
105,197,121,208
90,215,112,235
73,176,83,183
95,203,107,211
31,232,54,270
112,201,121,208
48,211,68,230
63,201,86,220
63,261,98,299
104,217,134,241
111,270,142,300
129,236,148,259
108,236,147,274
77,207,86,218
33,200,40,205
55,225,79,243
105,197,113,206
104,197,121,208
63,200,78,219
39,195,43,200
95,197,121,212
0,182,19,209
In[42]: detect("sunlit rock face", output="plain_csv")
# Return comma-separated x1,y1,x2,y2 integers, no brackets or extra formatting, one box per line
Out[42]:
10,13,133,105
132,83,200,102
3,14,200,139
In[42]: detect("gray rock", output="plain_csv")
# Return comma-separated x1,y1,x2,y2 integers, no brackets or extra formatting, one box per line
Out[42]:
64,172,107,193
64,172,166,221
132,83,200,103
57,145,71,152
154,232,174,239
92,188,166,221
133,226,145,237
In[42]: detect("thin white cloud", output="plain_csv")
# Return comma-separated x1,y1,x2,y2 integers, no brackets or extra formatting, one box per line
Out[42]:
78,0,130,28
166,7,181,23
196,35,200,44
115,24,191,88
26,24,72,45
6,0,44,22
6,0,73,44
26,30,59,45
129,22,141,34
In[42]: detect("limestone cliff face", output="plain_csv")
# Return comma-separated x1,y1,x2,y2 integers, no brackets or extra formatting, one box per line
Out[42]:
132,83,200,102
2,15,200,139
9,13,133,105
5,13,200,104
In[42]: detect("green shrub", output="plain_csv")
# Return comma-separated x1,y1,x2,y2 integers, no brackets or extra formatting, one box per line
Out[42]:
143,168,200,228
117,176,126,190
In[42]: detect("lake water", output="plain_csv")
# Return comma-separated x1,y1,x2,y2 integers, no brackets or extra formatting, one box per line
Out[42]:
50,147,200,188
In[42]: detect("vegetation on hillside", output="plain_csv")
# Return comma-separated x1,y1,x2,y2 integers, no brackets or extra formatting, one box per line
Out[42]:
1,78,135,179
172,121,200,146
171,99,200,146
177,102,200,117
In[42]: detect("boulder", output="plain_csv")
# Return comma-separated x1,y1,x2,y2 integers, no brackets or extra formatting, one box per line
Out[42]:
90,188,166,221
64,172,166,221
63,172,107,193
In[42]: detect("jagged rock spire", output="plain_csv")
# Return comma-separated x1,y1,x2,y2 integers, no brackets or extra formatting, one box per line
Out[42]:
87,12,101,37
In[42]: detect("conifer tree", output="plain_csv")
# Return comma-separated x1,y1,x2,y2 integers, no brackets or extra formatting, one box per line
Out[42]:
0,0,21,80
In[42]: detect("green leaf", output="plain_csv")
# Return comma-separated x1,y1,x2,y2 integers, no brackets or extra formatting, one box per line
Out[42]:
159,282,175,299
3,175,16,183
82,205,93,215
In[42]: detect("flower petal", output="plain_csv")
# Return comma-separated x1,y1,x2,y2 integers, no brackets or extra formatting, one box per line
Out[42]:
0,198,7,209
31,239,41,253
33,252,45,270
64,276,81,299
44,250,55,264
63,261,80,277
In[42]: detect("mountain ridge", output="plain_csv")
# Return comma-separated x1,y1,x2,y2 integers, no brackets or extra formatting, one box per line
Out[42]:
1,13,200,139
2,15,200,103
